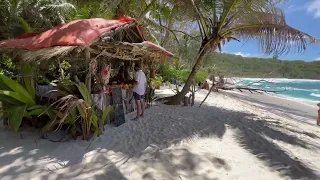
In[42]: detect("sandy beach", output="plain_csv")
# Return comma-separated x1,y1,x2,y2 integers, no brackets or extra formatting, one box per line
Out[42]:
1,87,320,180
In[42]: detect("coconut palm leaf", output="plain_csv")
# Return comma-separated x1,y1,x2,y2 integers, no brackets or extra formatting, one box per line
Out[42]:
17,17,33,33
168,0,314,105
222,7,314,55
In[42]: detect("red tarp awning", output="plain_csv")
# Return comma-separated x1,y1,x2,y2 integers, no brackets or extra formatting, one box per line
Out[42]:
0,17,144,50
134,41,174,57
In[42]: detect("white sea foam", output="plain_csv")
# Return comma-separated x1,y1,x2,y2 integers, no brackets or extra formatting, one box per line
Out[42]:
310,93,320,98
250,83,262,86
293,88,320,92
232,77,320,83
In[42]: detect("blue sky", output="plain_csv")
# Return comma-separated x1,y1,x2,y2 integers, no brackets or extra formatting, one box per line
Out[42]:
222,0,320,62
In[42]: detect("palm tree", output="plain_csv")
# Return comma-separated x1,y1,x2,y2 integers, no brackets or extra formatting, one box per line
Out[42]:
110,0,157,20
0,0,76,40
166,0,314,105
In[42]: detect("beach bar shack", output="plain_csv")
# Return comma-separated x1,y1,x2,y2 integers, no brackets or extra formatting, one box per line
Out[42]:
0,16,173,127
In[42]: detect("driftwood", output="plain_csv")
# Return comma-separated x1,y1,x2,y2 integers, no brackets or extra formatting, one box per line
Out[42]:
199,79,287,107
217,85,287,94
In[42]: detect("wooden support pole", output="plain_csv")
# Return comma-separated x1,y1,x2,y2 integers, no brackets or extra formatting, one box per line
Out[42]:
85,48,91,93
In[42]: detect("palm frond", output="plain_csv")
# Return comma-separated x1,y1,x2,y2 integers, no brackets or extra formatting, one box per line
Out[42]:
17,17,33,33
222,7,314,55
41,2,76,12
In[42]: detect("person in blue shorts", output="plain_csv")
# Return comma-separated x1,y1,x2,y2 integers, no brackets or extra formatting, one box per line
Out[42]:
133,63,147,119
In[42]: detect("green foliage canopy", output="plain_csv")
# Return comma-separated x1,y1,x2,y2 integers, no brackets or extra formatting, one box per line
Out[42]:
204,52,320,79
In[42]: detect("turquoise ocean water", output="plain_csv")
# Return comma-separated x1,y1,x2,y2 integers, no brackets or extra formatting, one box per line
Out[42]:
237,79,320,103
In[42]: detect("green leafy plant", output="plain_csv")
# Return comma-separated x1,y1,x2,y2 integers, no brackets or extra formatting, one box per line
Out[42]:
53,79,112,140
158,64,207,83
165,81,171,88
0,55,16,75
58,60,71,80
101,105,112,130
173,58,185,70
0,65,54,131
146,86,156,108
151,75,162,89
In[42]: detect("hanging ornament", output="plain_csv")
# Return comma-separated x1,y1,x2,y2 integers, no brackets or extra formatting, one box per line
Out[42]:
101,65,110,86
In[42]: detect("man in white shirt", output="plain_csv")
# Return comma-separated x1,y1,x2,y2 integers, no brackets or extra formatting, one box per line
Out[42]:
133,63,147,119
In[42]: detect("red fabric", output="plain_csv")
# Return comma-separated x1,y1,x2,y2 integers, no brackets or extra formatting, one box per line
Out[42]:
201,83,209,90
0,16,143,50
15,33,39,39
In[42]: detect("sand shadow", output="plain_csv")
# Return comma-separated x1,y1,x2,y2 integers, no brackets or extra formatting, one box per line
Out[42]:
0,97,319,179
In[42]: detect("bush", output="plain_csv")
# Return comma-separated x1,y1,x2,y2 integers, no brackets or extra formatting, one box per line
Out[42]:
0,55,16,76
150,75,162,89
158,64,207,83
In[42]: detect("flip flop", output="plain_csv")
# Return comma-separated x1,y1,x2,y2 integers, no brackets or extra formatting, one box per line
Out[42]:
132,116,140,121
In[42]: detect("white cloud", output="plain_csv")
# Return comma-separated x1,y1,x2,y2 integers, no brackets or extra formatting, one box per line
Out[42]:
307,0,320,18
285,5,305,14
234,52,252,57
314,57,320,61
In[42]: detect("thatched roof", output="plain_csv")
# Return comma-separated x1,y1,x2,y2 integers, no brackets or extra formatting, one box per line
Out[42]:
0,17,173,62
1,46,77,62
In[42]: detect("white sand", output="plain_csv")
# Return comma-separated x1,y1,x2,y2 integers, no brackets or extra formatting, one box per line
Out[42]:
1,88,320,180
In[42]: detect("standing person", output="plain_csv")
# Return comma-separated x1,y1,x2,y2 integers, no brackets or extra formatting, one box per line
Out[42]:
317,103,320,126
133,63,147,119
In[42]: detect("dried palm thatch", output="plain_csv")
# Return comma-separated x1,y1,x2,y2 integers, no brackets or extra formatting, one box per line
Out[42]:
89,41,172,63
0,46,78,62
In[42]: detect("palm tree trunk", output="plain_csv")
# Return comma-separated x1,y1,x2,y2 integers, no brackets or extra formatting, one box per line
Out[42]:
166,45,209,105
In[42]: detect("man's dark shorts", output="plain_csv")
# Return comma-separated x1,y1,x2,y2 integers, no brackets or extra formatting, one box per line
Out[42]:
133,92,145,100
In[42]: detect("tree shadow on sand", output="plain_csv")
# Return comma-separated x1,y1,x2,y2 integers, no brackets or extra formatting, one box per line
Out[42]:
86,100,319,179
0,97,319,179
0,131,130,180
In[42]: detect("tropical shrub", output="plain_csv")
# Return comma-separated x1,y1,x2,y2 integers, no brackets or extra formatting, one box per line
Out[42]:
158,64,207,83
165,81,171,88
53,79,112,140
146,86,156,108
0,65,54,131
0,55,16,76
151,75,163,89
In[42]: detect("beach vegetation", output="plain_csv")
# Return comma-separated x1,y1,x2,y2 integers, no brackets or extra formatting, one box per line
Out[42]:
0,64,54,131
158,63,207,84
165,0,314,105
52,79,112,140
0,0,317,139
203,52,320,79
